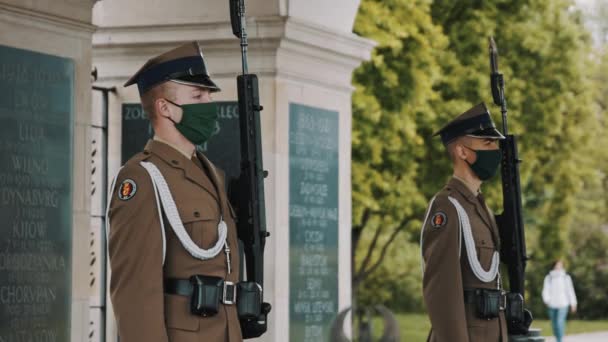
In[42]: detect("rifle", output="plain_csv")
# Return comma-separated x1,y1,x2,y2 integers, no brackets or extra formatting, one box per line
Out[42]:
489,37,533,335
229,0,271,337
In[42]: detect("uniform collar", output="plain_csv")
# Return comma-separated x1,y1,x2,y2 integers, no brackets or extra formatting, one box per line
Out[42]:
143,139,220,202
447,176,499,246
448,176,478,202
452,174,480,195
153,135,194,159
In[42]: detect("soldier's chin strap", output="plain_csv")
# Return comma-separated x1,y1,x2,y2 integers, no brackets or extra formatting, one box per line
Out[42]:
140,161,228,263
419,196,499,285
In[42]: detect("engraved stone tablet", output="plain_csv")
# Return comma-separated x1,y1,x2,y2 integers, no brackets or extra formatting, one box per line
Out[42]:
289,103,339,342
0,44,74,342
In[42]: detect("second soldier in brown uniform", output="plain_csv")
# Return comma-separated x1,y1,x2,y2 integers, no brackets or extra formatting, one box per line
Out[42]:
421,103,509,341
106,42,242,342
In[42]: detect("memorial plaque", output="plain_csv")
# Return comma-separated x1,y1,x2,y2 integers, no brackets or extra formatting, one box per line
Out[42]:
0,45,74,342
121,103,153,165
120,102,241,183
289,103,339,342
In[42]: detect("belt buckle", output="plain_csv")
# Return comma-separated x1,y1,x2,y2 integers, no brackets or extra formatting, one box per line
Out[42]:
223,281,236,305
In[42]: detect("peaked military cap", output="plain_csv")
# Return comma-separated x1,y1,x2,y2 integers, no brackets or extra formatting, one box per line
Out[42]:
434,102,505,145
124,41,221,94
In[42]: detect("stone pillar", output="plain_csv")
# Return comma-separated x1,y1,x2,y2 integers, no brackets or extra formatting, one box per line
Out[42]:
0,1,95,341
92,1,374,340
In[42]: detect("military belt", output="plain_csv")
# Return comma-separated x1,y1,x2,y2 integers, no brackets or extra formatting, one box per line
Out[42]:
464,288,507,319
464,289,507,309
165,276,237,306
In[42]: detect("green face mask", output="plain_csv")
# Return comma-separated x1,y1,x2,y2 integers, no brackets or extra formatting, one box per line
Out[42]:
464,146,502,181
166,99,219,145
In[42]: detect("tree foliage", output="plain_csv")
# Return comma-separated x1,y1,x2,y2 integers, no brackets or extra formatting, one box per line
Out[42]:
351,0,449,294
352,0,607,319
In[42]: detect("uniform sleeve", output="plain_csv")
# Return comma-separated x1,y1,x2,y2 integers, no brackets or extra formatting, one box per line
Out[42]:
421,196,469,342
107,164,168,342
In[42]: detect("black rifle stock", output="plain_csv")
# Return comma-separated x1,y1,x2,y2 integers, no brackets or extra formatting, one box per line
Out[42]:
230,0,271,338
489,37,533,335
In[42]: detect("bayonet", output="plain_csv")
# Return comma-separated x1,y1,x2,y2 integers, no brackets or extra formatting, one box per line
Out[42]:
489,36,508,134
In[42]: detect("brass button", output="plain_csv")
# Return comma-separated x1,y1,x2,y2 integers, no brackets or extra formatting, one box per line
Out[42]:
194,211,200,218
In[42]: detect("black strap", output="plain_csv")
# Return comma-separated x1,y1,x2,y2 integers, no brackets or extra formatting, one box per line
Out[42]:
463,289,476,304
165,278,194,297
165,277,237,304
464,288,507,310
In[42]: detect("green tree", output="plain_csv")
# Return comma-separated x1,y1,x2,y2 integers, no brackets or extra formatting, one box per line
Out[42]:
352,0,604,319
428,0,600,317
565,4,608,318
351,0,450,310
566,225,608,319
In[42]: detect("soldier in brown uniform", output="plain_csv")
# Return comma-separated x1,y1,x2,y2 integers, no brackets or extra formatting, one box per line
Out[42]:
420,103,509,341
106,42,242,342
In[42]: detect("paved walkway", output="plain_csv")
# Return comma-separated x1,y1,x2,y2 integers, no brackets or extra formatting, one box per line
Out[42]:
544,331,608,341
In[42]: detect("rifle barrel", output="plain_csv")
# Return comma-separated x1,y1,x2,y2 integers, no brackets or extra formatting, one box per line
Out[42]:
239,0,248,74
489,37,499,73
489,37,508,135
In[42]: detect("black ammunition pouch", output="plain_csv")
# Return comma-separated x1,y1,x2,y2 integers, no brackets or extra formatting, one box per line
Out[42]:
237,282,263,320
505,292,524,323
236,282,272,339
503,292,534,334
465,288,505,319
189,275,223,317
164,275,237,317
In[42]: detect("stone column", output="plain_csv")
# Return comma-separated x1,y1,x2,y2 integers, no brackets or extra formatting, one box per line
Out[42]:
0,1,96,341
92,1,374,340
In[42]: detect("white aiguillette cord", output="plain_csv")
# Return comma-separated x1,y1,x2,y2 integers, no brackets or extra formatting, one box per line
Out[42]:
140,161,228,264
448,196,500,283
419,196,499,284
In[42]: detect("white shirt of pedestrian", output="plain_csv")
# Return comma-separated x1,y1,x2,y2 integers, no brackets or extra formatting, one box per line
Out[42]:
542,269,577,309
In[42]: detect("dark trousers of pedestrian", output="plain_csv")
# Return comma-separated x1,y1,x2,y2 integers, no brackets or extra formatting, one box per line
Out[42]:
548,307,569,342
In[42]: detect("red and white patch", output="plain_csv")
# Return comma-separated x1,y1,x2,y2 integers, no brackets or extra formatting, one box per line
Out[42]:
431,212,447,228
118,179,137,201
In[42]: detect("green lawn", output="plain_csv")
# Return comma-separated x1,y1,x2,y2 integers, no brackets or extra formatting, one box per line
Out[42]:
365,313,608,341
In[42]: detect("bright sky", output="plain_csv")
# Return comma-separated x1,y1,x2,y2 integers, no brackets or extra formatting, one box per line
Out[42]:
575,0,595,8
574,0,605,47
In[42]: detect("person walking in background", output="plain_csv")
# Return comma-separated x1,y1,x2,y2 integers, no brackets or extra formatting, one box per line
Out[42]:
542,260,578,342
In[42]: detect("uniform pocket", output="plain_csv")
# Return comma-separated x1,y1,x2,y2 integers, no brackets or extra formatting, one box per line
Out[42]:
181,204,221,250
476,246,497,271
164,294,200,331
